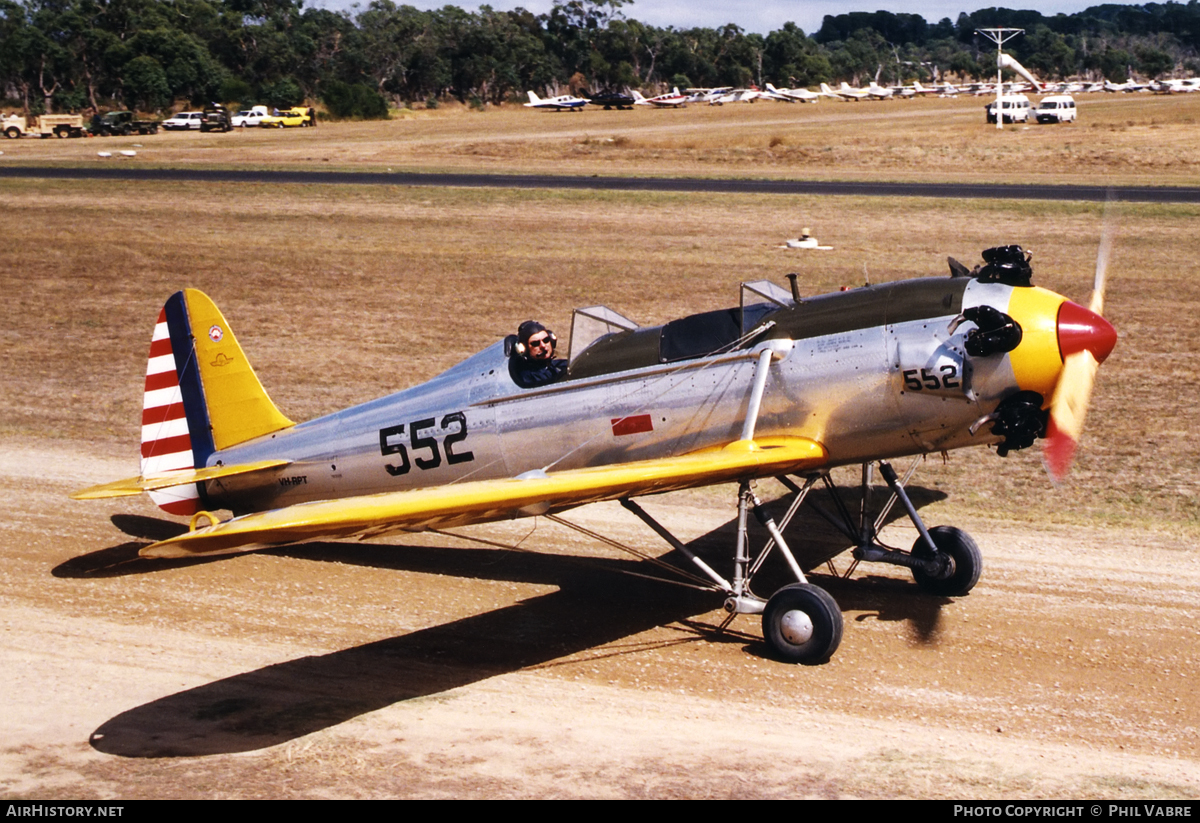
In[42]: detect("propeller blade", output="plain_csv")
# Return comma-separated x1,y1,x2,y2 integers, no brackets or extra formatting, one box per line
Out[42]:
1043,349,1099,484
1043,228,1115,483
1090,228,1111,315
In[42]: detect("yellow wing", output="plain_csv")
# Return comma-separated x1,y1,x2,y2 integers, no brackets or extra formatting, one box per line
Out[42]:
142,436,826,558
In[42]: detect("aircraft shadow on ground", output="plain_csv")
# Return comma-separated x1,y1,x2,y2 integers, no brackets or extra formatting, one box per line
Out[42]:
85,484,953,757
89,558,720,758
53,515,209,578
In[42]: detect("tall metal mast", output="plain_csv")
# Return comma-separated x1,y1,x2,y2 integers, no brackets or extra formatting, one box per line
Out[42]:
977,27,1024,130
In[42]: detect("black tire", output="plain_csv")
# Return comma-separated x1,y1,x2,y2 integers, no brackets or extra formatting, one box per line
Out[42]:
911,526,982,597
762,584,843,664
5,126,22,139
55,126,70,138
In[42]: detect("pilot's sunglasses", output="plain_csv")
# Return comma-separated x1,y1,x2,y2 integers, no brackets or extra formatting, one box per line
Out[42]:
528,336,550,348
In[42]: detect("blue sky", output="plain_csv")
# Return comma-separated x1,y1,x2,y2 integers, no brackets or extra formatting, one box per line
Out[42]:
309,0,1110,36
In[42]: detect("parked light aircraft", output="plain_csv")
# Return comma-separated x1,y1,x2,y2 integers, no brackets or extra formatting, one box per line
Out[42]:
712,88,762,104
763,83,819,103
684,87,732,104
632,88,688,107
524,91,588,111
821,82,868,101
867,81,894,100
73,246,1116,664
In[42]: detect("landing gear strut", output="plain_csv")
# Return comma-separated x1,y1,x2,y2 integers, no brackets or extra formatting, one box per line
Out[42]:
779,458,982,596
620,479,844,664
549,457,978,665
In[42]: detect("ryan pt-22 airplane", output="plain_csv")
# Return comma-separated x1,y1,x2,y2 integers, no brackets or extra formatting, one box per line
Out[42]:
73,245,1116,664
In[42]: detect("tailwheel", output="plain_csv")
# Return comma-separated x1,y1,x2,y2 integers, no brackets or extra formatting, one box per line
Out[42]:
762,584,843,664
911,526,981,597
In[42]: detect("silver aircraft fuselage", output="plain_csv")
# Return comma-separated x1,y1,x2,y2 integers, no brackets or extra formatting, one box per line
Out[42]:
201,275,1073,516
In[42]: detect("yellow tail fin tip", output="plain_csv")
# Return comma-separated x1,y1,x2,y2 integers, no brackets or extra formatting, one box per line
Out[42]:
185,289,294,449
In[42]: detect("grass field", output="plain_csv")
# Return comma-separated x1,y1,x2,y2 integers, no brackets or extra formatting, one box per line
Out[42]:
2,92,1199,186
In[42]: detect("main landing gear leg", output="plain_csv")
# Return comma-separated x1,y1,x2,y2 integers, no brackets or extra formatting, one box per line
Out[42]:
739,480,843,664
622,479,844,665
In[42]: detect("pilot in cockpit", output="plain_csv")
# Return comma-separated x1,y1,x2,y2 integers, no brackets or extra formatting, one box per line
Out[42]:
509,320,568,388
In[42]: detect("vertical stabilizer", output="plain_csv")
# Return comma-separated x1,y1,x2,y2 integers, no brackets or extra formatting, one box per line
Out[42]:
139,290,294,515
182,289,294,450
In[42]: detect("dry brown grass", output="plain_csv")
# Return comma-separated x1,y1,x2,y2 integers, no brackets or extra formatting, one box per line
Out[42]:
2,92,1199,185
2,175,1197,535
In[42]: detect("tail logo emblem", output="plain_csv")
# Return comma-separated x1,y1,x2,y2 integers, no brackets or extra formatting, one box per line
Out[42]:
208,325,224,343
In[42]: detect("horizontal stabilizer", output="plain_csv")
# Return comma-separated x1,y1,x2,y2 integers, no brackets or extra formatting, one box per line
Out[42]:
70,459,291,500
142,437,827,558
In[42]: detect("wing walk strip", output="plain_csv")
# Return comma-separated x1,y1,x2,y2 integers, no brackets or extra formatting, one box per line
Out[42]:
141,436,828,559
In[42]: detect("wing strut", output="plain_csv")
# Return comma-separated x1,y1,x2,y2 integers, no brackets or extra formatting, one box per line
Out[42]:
740,339,792,442
619,499,733,591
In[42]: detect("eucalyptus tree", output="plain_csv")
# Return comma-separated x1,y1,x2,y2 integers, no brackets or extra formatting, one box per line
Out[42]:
542,0,629,88
763,22,831,87
0,0,32,107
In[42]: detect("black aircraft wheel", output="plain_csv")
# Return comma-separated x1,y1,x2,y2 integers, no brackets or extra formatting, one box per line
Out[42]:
911,526,982,597
762,584,843,664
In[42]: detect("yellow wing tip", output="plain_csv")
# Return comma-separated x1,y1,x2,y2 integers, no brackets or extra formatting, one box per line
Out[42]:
70,477,147,500
70,459,292,501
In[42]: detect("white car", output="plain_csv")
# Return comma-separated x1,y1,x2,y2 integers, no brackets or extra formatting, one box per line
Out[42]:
162,112,203,131
231,107,269,127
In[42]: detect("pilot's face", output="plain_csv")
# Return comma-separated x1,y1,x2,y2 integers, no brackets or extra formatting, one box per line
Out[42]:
526,332,552,360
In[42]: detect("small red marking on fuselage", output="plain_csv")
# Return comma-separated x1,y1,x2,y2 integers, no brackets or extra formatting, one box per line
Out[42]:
611,414,654,436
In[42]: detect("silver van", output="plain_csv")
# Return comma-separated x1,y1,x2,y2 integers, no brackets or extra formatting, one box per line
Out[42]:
1035,95,1077,123
984,94,1032,124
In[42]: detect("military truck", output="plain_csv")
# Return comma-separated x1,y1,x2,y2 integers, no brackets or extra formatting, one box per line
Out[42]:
2,114,87,138
89,111,160,136
200,104,233,132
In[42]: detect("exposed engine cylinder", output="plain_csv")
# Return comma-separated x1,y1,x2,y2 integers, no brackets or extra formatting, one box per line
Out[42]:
991,390,1047,456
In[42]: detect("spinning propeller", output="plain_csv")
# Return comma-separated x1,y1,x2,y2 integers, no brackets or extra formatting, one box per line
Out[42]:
1043,233,1117,483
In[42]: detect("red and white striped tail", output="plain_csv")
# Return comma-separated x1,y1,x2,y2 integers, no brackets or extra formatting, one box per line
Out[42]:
141,308,200,515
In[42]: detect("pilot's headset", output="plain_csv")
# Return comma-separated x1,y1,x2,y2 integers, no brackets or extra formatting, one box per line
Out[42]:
514,320,556,357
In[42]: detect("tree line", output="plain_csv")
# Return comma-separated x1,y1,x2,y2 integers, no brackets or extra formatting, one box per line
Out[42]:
2,0,1198,117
